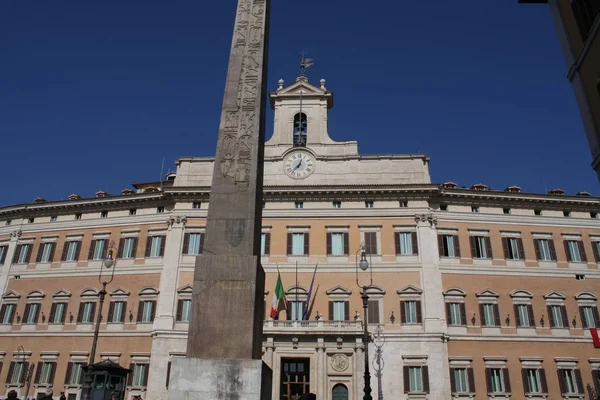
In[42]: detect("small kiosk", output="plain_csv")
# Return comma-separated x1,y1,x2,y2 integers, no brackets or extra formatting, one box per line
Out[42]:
83,360,131,400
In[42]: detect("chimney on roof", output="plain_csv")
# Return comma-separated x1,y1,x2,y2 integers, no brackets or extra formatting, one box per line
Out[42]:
165,172,177,181
505,185,522,193
548,188,565,195
95,190,108,198
121,189,134,196
68,194,81,200
34,197,47,203
471,183,488,191
441,182,457,189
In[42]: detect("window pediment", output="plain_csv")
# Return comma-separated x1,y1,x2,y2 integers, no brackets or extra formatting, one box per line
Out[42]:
177,285,193,294
476,289,499,298
365,285,386,296
326,285,352,296
81,288,99,298
110,288,130,297
139,286,159,297
397,285,422,296
53,289,72,299
510,289,533,299
575,292,596,301
27,290,45,300
443,288,466,297
543,290,565,300
2,290,21,300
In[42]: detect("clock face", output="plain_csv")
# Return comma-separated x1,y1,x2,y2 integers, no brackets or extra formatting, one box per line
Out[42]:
284,151,315,179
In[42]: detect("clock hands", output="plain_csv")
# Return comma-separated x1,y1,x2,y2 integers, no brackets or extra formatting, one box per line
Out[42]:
292,159,303,172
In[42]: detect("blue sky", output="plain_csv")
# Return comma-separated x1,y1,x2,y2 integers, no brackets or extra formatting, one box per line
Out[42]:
0,0,595,206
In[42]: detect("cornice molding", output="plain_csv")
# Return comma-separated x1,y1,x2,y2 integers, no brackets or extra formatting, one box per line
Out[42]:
435,211,600,229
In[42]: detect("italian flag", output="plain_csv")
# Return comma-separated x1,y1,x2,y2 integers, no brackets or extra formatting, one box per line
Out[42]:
270,273,286,319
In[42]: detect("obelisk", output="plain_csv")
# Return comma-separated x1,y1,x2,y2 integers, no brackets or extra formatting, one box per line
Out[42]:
168,0,272,399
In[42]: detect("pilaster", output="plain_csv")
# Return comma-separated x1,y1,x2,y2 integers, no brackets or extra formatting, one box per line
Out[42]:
153,215,187,331
0,230,21,296
415,214,446,333
316,338,325,399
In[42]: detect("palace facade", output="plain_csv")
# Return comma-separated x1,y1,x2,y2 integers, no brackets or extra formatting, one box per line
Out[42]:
1,76,599,400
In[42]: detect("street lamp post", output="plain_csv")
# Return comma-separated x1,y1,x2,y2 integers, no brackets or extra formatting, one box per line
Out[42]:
356,245,373,400
82,244,116,400
16,346,35,400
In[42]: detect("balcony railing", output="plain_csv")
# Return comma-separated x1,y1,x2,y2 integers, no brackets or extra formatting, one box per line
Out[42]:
263,319,363,332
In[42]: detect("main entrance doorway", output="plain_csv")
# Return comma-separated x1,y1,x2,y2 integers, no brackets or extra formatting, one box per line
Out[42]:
280,358,310,400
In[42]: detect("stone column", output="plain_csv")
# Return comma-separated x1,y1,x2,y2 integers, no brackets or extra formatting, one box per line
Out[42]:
316,339,325,399
265,338,274,368
0,230,21,296
153,215,187,331
415,214,446,333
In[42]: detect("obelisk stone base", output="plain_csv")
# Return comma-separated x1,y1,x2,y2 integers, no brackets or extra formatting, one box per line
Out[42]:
168,358,272,400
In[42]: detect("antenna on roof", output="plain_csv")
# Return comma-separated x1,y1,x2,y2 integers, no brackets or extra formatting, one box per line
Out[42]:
160,157,166,191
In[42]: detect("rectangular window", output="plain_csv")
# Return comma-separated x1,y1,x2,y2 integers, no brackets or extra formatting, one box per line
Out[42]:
471,206,479,213
75,213,82,220
38,243,54,263
17,244,31,264
453,368,469,393
439,235,460,258
129,209,137,216
109,301,125,323
288,233,308,256
119,237,136,259
132,364,148,387
137,300,155,323
403,301,418,324
9,362,26,384
548,305,568,328
50,216,57,222
177,299,192,322
580,306,599,328
157,207,165,214
24,303,39,324
290,301,303,321
565,240,586,263
503,237,524,260
332,301,345,321
333,201,341,208
91,239,107,260
515,304,535,327
535,239,555,261
260,233,270,256
489,368,506,393
0,245,7,264
145,235,165,258
364,231,378,255
192,202,201,209
64,241,80,262
408,367,423,392
50,302,66,324
367,300,380,324
481,303,497,326
396,232,418,255
150,236,162,257
447,303,464,326
399,201,408,207
79,302,95,323
327,232,348,256
471,236,491,259
37,362,55,385
560,369,582,394
0,303,15,324
524,369,542,393
186,233,203,255
70,362,84,385
365,201,374,208
294,201,303,209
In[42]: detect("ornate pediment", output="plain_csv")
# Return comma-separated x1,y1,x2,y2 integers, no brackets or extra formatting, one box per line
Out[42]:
575,292,597,301
110,288,130,297
2,290,21,300
27,290,45,299
510,289,533,299
177,285,193,294
53,289,72,298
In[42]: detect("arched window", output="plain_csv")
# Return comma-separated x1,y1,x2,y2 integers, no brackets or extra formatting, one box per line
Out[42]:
332,384,348,400
293,113,307,147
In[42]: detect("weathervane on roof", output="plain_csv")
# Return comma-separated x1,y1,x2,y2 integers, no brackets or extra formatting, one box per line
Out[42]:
298,51,314,82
